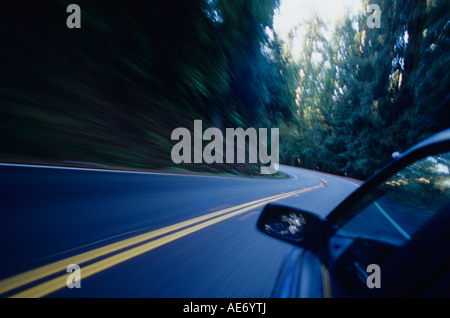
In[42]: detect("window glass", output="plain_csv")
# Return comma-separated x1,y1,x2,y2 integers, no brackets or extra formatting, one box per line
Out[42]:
336,151,450,246
329,151,450,296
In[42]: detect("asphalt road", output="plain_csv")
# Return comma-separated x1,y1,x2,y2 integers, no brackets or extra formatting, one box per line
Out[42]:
0,163,359,297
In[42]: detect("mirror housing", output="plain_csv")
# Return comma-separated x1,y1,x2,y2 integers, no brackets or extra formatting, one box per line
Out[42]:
257,203,334,250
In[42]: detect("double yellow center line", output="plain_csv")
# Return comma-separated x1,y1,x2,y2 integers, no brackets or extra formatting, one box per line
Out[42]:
0,182,325,298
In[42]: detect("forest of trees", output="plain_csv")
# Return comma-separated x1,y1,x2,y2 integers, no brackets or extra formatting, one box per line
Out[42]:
0,0,449,179
278,0,450,179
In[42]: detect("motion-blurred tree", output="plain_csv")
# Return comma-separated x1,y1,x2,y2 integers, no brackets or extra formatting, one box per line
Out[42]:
278,0,449,179
1,0,447,178
0,0,286,176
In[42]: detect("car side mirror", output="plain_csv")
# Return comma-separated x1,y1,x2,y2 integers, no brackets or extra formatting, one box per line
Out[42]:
257,203,334,249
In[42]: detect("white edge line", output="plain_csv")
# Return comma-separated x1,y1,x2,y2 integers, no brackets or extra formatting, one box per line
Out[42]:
373,201,412,240
0,163,244,179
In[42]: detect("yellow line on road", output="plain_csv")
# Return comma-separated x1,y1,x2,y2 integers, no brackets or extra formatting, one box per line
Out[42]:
1,183,324,298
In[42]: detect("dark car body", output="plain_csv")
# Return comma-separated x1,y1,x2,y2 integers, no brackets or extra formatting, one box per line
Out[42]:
257,128,450,297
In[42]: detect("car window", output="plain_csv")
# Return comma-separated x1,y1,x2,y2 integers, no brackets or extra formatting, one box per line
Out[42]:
328,151,450,296
335,151,450,246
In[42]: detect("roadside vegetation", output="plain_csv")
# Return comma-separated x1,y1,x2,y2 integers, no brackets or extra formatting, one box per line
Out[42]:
0,0,448,179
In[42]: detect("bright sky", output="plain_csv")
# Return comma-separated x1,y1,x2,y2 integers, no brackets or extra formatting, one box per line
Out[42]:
273,0,363,56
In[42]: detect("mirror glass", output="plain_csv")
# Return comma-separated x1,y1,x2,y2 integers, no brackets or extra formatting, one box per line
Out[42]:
257,204,315,243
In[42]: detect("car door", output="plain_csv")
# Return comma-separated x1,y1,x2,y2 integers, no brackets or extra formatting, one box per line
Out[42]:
258,129,450,297
324,149,450,297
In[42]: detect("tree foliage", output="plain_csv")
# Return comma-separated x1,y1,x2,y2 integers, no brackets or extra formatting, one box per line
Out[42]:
0,0,285,175
279,0,449,179
0,0,448,179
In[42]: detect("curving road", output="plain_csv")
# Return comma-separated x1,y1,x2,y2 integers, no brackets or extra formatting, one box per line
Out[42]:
0,163,358,297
